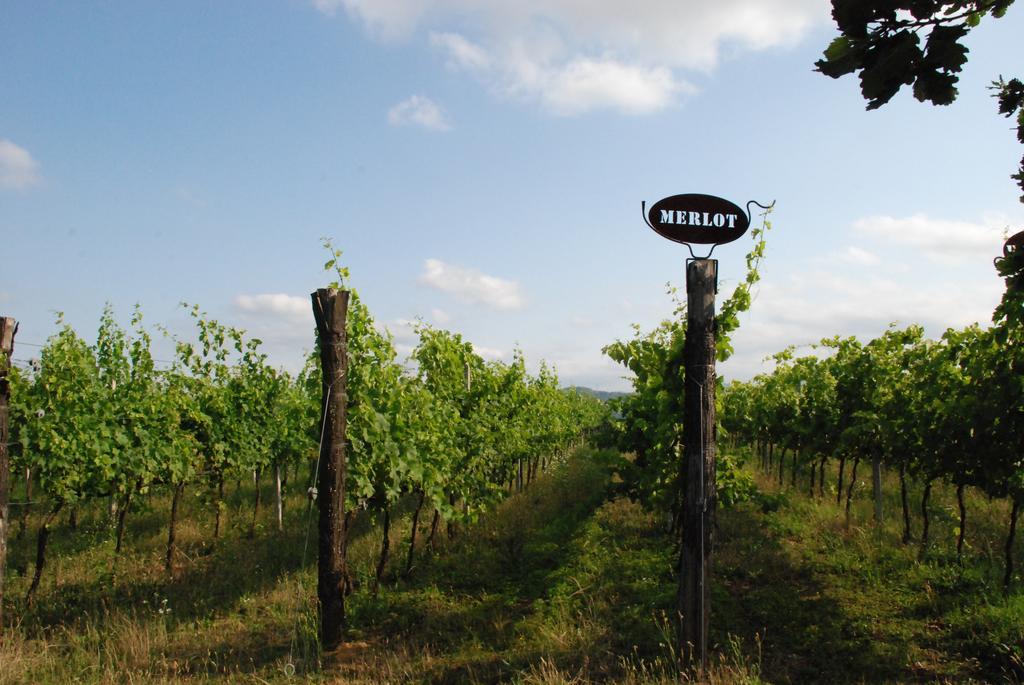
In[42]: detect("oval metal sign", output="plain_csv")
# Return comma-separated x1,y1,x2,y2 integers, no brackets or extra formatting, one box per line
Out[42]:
645,194,749,245
1004,230,1024,257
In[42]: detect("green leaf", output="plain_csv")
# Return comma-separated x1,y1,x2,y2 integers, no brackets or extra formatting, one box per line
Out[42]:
824,36,853,62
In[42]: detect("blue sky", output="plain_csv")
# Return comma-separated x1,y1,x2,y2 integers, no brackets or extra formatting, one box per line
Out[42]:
2,1,1022,391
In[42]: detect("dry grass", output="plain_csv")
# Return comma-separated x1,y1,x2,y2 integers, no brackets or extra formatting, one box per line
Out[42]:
0,448,761,679
25,447,1022,683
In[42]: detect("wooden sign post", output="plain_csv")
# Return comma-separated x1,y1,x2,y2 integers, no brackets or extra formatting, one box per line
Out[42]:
311,289,349,650
0,317,17,633
642,193,761,676
679,261,717,673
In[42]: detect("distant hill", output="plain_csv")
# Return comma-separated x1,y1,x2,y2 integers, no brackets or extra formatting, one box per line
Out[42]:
563,386,630,402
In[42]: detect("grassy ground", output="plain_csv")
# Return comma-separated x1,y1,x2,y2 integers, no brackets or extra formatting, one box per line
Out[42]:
719,459,1024,685
0,449,1022,683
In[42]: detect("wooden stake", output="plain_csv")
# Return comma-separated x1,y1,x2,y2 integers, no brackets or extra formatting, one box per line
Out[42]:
0,317,17,632
678,260,717,675
872,458,883,524
275,463,283,532
1004,497,1020,592
166,481,185,573
311,288,349,650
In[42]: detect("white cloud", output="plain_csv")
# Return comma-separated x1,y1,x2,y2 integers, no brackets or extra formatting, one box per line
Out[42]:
430,30,686,115
312,0,425,36
234,293,311,322
311,0,342,15
522,56,688,116
524,337,636,392
734,212,1011,375
319,0,829,114
832,245,881,267
431,32,492,71
420,258,525,310
328,0,826,68
431,31,689,116
472,344,505,361
381,317,418,344
387,95,452,131
852,213,1008,265
0,139,41,190
720,268,1003,381
431,308,451,324
223,294,317,372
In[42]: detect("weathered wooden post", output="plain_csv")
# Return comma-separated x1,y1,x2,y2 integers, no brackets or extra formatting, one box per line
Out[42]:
311,289,349,650
679,260,717,672
0,317,17,633
872,458,884,524
275,463,284,532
